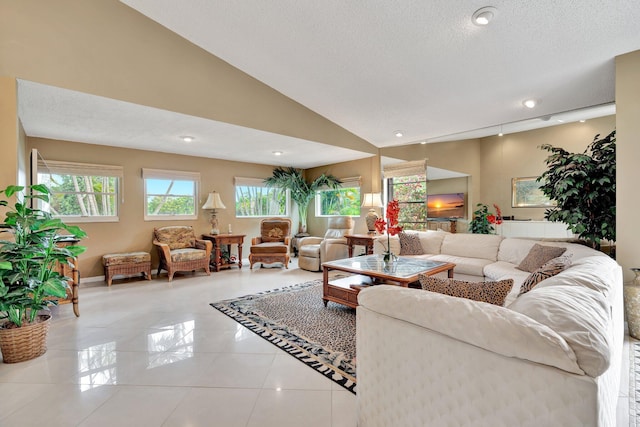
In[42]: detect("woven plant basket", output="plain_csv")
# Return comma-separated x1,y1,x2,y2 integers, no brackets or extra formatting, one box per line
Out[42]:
0,314,51,363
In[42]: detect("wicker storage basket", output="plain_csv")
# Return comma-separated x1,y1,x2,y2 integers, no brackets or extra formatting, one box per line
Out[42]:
0,314,51,363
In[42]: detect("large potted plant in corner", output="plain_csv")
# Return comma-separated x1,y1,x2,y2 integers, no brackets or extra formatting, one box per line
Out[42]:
264,167,342,234
0,184,86,363
537,130,616,251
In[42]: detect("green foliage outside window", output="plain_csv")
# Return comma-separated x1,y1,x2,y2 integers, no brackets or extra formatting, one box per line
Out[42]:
145,178,195,217
235,186,287,217
38,173,118,217
317,187,361,216
389,174,427,231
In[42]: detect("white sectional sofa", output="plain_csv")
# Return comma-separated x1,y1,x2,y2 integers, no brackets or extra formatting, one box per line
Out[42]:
357,231,623,427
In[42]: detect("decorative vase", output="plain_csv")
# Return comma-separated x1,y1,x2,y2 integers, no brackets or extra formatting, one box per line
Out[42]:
624,268,640,339
365,209,379,235
382,252,396,269
0,314,51,363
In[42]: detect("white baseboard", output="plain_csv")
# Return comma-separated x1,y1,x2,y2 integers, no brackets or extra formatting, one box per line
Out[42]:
81,275,106,283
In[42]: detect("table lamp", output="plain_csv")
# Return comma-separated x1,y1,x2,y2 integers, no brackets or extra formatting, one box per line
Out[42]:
361,193,383,234
202,191,226,235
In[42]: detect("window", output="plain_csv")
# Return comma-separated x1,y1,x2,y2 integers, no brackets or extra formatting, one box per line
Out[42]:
315,176,361,216
143,168,199,220
384,160,428,231
37,160,123,222
234,177,289,217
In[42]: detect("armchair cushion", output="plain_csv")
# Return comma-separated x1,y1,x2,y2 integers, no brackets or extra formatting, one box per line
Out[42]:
170,248,208,262
250,242,289,254
153,226,197,250
259,219,291,242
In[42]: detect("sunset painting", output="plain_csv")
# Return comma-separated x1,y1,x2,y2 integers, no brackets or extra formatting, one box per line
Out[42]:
427,193,465,218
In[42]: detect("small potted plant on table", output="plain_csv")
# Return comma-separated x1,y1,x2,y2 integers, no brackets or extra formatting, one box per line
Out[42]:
0,184,86,363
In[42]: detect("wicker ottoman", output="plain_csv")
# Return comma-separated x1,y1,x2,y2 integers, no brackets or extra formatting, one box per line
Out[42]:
102,252,152,286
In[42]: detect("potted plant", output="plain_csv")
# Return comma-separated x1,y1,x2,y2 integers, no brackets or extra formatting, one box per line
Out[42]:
469,203,502,234
264,167,342,234
0,184,86,363
537,130,616,250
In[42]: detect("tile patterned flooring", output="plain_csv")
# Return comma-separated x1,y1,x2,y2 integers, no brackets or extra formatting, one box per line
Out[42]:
0,258,632,426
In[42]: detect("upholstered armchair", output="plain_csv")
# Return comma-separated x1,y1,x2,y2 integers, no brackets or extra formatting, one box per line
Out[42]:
153,226,212,281
298,216,354,271
249,218,292,269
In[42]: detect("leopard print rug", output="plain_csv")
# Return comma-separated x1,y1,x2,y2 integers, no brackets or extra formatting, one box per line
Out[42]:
211,279,357,393
632,342,640,426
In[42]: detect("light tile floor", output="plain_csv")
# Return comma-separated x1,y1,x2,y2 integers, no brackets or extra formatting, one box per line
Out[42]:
0,258,632,426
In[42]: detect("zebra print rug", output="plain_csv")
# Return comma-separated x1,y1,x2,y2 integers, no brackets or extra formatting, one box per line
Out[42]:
211,279,357,393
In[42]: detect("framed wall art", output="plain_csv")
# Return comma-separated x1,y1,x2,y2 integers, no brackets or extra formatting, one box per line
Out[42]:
511,177,556,208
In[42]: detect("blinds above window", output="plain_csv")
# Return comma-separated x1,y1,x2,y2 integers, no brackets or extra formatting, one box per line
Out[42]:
38,160,123,178
383,159,428,178
142,168,200,181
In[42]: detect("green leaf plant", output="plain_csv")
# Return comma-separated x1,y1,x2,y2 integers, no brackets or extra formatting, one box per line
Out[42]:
264,167,342,233
538,130,616,250
0,184,87,327
469,203,495,234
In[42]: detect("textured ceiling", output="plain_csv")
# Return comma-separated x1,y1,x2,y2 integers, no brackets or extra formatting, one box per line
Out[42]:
120,0,639,146
17,1,639,171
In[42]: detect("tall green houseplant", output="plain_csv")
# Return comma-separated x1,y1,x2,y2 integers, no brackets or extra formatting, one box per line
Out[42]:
0,184,87,328
538,130,616,249
264,167,342,233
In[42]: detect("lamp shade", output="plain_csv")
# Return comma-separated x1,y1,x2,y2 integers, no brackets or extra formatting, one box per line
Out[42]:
202,192,226,210
361,193,383,208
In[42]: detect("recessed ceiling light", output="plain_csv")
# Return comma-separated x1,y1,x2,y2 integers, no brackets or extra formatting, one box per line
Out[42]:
420,141,427,145
580,119,586,123
523,99,537,109
180,136,195,142
272,151,283,156
557,119,565,123
394,131,403,138
472,7,497,26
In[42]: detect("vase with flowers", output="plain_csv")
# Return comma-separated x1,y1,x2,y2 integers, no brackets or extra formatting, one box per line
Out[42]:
469,203,503,234
374,199,403,266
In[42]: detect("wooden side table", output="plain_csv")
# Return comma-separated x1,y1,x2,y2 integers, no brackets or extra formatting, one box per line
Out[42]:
344,234,375,258
201,234,245,272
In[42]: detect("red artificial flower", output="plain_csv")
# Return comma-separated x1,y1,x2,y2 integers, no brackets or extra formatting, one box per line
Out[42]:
376,199,404,236
487,214,496,224
493,204,503,225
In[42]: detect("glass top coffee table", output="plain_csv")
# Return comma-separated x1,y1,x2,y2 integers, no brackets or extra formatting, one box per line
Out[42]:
322,255,455,309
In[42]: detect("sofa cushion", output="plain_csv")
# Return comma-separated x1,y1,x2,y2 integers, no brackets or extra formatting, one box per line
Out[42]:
519,255,572,295
358,285,583,375
534,255,619,299
517,244,566,272
497,238,601,265
430,254,494,277
440,233,503,261
417,230,448,254
419,276,513,306
250,242,288,254
399,232,424,255
508,284,611,377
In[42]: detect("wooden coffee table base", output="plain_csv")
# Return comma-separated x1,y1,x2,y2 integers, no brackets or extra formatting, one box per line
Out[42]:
322,259,455,309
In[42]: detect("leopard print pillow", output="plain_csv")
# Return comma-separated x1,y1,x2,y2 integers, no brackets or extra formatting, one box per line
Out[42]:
519,255,572,295
399,232,424,255
419,276,514,306
516,244,567,273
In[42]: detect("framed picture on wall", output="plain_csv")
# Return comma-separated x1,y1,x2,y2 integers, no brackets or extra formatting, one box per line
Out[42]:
511,177,556,208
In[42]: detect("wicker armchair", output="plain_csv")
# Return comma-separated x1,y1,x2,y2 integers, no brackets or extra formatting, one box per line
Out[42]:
249,218,292,269
153,226,212,281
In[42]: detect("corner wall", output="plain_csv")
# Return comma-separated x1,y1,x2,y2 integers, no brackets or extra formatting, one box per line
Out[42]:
616,49,640,283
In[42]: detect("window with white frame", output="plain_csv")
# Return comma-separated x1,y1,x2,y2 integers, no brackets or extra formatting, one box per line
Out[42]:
234,177,289,217
142,168,200,220
384,160,428,231
315,176,362,217
37,160,123,222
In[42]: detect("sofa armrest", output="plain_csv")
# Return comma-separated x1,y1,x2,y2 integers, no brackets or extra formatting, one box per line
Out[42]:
195,239,213,257
357,285,583,375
